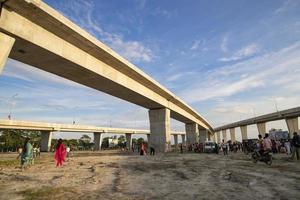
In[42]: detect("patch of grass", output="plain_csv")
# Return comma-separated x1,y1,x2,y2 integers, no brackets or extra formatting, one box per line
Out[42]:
19,187,77,200
0,159,19,167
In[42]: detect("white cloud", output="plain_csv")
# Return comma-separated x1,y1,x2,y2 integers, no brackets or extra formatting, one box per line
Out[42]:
180,42,300,103
151,7,177,19
57,0,153,63
190,39,207,51
220,35,228,52
275,0,299,14
3,59,85,88
220,43,260,62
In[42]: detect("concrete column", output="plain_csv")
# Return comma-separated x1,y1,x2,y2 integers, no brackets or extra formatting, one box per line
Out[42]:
185,123,199,145
222,130,227,142
257,122,266,136
125,133,132,150
181,134,186,146
40,131,52,152
212,133,216,142
230,128,236,142
216,131,221,143
240,126,248,140
0,32,15,74
149,108,171,152
173,134,178,151
199,128,207,143
286,117,299,138
147,134,150,143
93,132,102,151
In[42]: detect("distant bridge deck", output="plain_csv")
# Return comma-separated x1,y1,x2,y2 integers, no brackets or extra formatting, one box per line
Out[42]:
214,106,300,132
0,119,185,135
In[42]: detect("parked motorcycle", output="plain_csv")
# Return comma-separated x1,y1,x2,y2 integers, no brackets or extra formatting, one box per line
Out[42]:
251,150,272,165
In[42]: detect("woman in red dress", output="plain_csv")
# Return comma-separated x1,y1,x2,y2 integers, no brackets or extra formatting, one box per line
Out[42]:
55,139,67,167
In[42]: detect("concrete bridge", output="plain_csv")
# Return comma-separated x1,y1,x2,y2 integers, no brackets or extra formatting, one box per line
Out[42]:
213,107,300,143
0,119,187,152
0,0,212,152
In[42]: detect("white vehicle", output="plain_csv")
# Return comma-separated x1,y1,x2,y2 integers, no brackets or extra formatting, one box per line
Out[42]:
203,141,216,153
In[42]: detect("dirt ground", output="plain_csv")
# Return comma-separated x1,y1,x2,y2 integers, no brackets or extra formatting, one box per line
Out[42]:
0,150,299,200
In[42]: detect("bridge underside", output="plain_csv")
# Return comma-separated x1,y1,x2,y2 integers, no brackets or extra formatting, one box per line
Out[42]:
0,0,212,152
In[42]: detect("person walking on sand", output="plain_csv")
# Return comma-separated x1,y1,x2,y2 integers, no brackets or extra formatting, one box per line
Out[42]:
221,139,228,155
140,142,146,155
55,139,67,167
20,137,33,170
291,132,300,161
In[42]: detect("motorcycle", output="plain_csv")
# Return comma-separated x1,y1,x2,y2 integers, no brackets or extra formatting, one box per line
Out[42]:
251,149,272,165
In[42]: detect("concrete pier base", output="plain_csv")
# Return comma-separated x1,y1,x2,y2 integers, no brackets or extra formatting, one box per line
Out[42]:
40,131,52,152
257,122,266,136
185,123,199,145
181,134,186,146
93,132,102,151
149,108,171,152
286,117,299,138
125,133,132,150
199,128,207,143
222,130,227,142
216,131,221,143
173,134,178,151
0,32,15,74
240,126,248,140
230,128,236,142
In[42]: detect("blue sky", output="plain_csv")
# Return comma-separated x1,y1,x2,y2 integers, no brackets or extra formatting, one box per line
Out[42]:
1,0,300,141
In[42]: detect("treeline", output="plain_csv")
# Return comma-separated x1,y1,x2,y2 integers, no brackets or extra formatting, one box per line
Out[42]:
0,130,40,152
0,130,147,152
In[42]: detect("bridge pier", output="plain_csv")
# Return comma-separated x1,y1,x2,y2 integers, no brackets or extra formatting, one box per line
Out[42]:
185,123,199,145
149,108,171,152
257,122,266,136
173,134,178,151
181,134,186,146
285,117,299,138
216,131,221,143
230,128,236,142
212,133,216,142
125,133,132,150
0,32,15,74
207,131,211,141
199,128,207,143
93,132,103,151
240,126,248,140
222,130,227,142
40,131,52,152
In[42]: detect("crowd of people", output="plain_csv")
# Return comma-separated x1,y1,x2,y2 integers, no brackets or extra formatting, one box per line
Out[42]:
15,132,300,170
183,131,300,161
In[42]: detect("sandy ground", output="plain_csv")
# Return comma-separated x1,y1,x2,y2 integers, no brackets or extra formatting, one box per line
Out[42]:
0,150,299,200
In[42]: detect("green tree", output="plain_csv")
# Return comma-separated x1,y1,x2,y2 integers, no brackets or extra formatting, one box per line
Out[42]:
118,135,126,147
0,130,40,152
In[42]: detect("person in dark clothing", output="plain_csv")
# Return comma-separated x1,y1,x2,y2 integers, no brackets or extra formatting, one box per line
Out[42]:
291,132,300,160
180,144,183,153
150,146,155,155
215,143,219,154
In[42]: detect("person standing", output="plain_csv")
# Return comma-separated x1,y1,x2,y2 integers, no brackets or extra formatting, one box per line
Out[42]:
20,137,33,170
263,133,272,153
284,139,291,155
221,139,228,155
140,142,145,155
150,146,155,156
291,132,300,160
55,139,67,167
